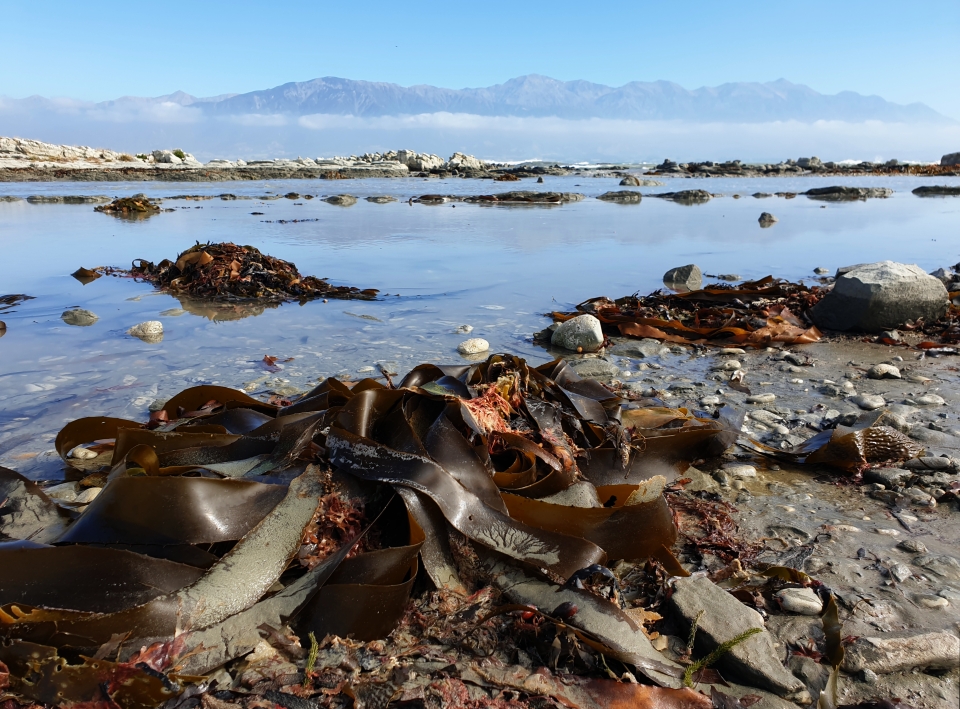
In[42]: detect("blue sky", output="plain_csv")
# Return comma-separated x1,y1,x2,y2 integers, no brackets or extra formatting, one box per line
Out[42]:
3,0,959,118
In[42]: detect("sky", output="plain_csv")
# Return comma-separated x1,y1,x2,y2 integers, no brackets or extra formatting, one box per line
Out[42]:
3,0,959,119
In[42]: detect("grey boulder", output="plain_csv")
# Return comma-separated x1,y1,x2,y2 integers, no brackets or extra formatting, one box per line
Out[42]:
941,152,960,166
61,308,98,327
758,212,777,227
809,261,948,332
550,314,604,352
804,186,893,201
597,190,642,203
619,175,641,186
663,263,702,291
670,576,804,696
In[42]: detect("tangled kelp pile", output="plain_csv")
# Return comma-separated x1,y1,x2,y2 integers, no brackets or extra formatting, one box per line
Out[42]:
1,354,762,708
552,277,825,348
130,242,378,301
94,194,161,215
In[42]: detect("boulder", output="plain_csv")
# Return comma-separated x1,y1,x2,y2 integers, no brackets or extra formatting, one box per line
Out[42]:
128,321,163,343
323,194,357,206
649,189,712,203
808,261,948,332
663,264,702,291
670,576,804,696
457,338,489,355
797,157,822,169
446,152,483,171
396,149,444,172
152,150,182,165
61,308,98,327
550,314,604,352
620,175,641,186
940,152,960,166
758,212,777,227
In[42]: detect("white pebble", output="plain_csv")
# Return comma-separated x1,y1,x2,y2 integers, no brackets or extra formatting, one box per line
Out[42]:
776,587,823,615
713,360,742,371
915,394,945,406
746,393,776,404
874,528,901,537
868,363,901,380
127,321,164,343
75,487,102,504
457,338,489,355
722,463,757,478
69,446,98,460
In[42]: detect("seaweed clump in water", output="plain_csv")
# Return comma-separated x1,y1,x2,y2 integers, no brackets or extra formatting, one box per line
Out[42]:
131,241,378,301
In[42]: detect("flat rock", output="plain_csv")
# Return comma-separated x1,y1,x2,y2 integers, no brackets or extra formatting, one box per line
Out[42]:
551,314,604,352
597,190,642,203
809,261,948,332
670,576,803,696
722,463,758,478
457,338,489,355
61,308,98,326
863,468,910,486
365,195,397,203
663,264,702,291
842,631,960,674
914,394,946,406
746,393,777,404
775,587,823,615
610,338,665,358
649,189,712,203
913,185,960,197
804,186,893,201
913,554,960,581
618,176,662,186
323,194,357,206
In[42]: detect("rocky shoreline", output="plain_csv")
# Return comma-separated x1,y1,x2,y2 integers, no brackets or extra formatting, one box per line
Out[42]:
4,136,960,183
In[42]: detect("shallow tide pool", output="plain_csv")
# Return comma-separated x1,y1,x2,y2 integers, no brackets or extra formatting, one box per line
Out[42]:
1,173,958,477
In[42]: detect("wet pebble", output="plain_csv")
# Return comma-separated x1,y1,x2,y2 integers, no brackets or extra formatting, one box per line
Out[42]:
128,321,163,343
69,446,97,460
897,539,928,554
868,363,901,379
713,360,742,371
851,394,885,410
746,393,776,404
456,324,473,334
915,594,949,609
775,587,823,615
44,482,78,502
457,338,489,355
915,394,946,406
722,463,757,478
700,395,721,406
874,527,901,537
889,563,913,583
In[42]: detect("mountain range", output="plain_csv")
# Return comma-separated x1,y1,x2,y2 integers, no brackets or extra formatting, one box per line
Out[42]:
24,75,951,123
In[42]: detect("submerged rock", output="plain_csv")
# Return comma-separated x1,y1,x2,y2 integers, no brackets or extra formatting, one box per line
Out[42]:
809,261,948,332
758,212,778,227
663,264,702,291
649,189,712,203
913,185,960,197
551,314,604,352
365,195,397,203
61,308,98,327
127,321,163,343
323,194,357,206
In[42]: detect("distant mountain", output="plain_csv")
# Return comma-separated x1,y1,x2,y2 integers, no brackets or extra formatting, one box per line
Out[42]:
187,75,949,123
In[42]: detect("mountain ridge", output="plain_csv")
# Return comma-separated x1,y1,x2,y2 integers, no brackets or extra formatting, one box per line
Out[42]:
2,75,951,124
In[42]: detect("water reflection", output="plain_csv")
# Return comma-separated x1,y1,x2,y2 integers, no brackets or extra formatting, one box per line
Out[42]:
172,295,281,322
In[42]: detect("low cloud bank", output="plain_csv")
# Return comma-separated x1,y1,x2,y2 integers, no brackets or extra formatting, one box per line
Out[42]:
0,100,957,163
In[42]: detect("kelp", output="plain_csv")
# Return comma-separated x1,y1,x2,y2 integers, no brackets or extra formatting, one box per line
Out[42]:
94,194,161,215
0,353,741,707
551,276,825,348
128,241,379,301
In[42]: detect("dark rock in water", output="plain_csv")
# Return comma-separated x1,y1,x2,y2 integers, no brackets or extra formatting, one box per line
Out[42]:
365,195,397,203
803,186,893,201
597,190,642,203
649,189,712,203
941,152,960,166
809,261,948,332
462,191,583,204
758,212,778,227
663,263,702,291
27,195,111,204
752,192,772,198
536,176,544,183
913,185,960,196
323,194,357,206
284,192,300,200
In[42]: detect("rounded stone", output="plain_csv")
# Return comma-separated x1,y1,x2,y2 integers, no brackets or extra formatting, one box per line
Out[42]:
851,394,885,411
551,314,604,352
868,363,901,379
61,308,99,327
127,321,163,343
722,463,758,478
457,338,489,355
775,587,823,615
746,393,776,404
663,264,702,292
809,261,948,332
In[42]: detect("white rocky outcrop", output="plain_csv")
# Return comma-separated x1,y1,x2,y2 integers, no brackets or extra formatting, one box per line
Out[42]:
395,149,444,172
447,152,484,170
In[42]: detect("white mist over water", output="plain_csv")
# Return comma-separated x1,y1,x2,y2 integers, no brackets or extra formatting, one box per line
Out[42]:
1,98,957,163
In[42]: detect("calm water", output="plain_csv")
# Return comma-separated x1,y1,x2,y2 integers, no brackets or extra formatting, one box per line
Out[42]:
1,173,959,477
